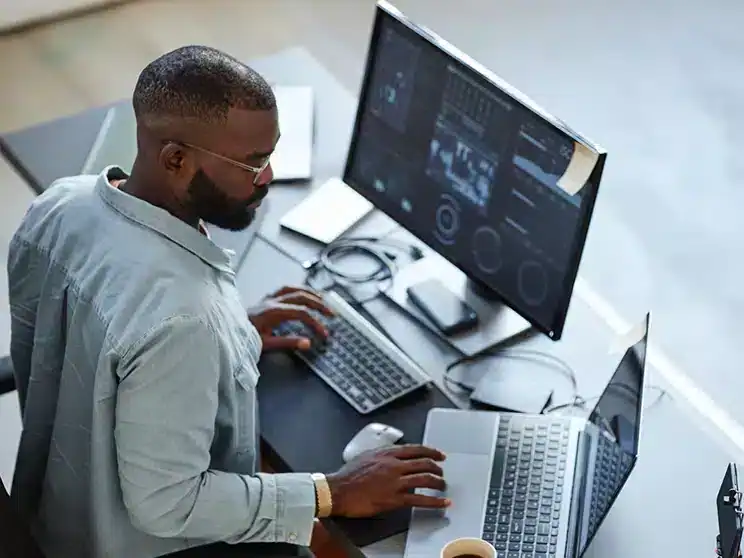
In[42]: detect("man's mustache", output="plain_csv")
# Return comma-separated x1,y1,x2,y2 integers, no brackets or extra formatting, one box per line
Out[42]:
246,185,269,206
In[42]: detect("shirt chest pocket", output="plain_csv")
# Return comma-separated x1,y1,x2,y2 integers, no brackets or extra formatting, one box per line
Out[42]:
232,361,259,454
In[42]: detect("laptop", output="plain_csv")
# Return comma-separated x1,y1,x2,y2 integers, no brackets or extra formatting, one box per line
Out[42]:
405,313,650,558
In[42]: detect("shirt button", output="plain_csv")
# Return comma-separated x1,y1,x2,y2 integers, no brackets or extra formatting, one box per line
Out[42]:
288,533,297,543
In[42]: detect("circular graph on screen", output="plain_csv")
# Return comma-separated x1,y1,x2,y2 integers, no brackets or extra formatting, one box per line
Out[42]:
472,226,503,274
434,194,460,245
517,260,549,307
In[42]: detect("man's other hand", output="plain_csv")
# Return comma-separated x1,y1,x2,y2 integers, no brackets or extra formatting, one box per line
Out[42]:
248,286,334,352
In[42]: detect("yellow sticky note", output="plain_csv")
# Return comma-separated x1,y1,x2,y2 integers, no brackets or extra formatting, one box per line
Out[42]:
557,141,599,196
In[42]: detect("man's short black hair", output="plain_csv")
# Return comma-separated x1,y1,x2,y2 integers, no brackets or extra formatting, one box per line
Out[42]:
132,45,276,124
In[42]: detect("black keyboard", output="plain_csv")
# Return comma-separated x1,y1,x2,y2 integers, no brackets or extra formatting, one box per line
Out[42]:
274,291,430,414
482,416,570,558
587,433,633,534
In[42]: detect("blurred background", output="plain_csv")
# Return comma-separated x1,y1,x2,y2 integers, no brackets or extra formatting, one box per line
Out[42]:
0,0,742,485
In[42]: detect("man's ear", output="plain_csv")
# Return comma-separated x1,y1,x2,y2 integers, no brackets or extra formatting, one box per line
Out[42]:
159,142,192,175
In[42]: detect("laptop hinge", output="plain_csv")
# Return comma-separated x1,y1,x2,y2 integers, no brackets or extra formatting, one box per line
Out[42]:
565,430,591,557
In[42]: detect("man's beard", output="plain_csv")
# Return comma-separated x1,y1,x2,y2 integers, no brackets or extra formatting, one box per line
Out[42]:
186,169,267,231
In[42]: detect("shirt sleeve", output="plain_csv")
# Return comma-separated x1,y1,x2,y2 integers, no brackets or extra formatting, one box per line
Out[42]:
6,234,37,410
115,315,317,545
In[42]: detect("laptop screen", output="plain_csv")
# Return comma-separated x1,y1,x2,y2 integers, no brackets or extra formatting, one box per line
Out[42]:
579,313,650,552
588,313,649,456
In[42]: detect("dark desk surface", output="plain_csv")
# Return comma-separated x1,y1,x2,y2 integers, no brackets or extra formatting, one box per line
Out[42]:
1,46,731,558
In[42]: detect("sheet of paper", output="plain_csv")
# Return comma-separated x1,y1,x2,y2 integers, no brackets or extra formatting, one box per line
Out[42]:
557,141,599,196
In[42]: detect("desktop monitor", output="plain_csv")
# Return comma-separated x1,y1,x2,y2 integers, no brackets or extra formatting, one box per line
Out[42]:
343,1,607,340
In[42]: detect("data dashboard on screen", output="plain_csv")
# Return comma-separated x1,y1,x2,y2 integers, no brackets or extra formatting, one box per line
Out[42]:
343,5,604,338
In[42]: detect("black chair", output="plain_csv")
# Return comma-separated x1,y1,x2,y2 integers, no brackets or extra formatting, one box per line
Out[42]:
0,474,45,558
0,355,15,395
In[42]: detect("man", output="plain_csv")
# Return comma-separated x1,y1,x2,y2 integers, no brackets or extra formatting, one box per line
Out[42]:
7,46,449,558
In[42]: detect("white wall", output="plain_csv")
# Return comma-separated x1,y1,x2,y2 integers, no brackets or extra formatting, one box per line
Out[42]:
0,0,118,31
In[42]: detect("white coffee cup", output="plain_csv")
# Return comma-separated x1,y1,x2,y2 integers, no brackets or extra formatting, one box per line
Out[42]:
440,537,496,558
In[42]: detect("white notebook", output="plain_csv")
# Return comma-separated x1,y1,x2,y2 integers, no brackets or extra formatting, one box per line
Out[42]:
280,177,373,244
272,85,314,182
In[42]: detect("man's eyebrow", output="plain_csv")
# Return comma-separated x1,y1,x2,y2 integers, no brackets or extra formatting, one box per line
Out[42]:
247,134,281,160
247,150,273,160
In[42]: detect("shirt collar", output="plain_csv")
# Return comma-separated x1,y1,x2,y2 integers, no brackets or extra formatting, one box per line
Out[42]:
96,166,234,275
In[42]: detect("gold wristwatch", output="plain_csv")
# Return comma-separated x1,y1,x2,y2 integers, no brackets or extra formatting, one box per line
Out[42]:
311,473,332,518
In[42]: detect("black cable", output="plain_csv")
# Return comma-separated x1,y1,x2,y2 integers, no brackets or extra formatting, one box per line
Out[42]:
544,383,669,415
304,236,423,301
444,346,668,417
443,347,579,400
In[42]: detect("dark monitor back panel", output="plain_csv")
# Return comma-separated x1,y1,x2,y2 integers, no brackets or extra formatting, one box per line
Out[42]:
343,1,606,339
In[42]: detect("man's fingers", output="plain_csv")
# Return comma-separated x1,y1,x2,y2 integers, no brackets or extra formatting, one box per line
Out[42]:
271,286,322,300
270,307,329,339
276,291,334,317
400,473,446,492
400,492,451,509
388,444,446,462
398,457,444,477
262,335,312,352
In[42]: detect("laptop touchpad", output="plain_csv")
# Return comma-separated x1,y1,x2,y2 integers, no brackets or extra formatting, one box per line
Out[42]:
424,410,496,455
405,452,490,557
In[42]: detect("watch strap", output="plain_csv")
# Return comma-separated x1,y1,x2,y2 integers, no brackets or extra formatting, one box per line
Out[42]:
311,473,332,518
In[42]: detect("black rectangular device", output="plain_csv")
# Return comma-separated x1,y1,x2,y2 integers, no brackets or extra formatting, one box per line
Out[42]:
718,463,744,558
342,0,607,340
406,279,478,336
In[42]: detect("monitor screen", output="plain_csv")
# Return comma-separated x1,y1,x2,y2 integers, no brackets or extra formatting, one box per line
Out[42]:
343,2,606,339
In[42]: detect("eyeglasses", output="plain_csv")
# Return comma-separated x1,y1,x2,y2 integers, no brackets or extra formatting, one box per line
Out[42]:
170,141,271,185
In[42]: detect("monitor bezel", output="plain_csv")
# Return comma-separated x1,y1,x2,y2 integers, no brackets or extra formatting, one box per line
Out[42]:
342,0,608,340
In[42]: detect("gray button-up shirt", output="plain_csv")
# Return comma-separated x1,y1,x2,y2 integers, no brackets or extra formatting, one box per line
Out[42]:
7,167,316,558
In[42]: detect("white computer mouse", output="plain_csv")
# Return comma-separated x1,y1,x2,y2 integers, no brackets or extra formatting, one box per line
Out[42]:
342,423,404,463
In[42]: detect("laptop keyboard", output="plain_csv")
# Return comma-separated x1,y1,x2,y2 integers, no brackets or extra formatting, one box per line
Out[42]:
274,311,426,414
482,416,570,558
587,433,633,534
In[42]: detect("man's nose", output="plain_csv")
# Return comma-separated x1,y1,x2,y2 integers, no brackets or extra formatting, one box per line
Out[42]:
256,162,274,186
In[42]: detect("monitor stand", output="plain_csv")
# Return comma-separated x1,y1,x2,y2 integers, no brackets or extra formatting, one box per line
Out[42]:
384,255,531,356
467,277,503,302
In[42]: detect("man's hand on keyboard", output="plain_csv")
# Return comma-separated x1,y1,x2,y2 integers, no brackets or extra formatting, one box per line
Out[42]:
249,286,334,351
326,444,451,518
